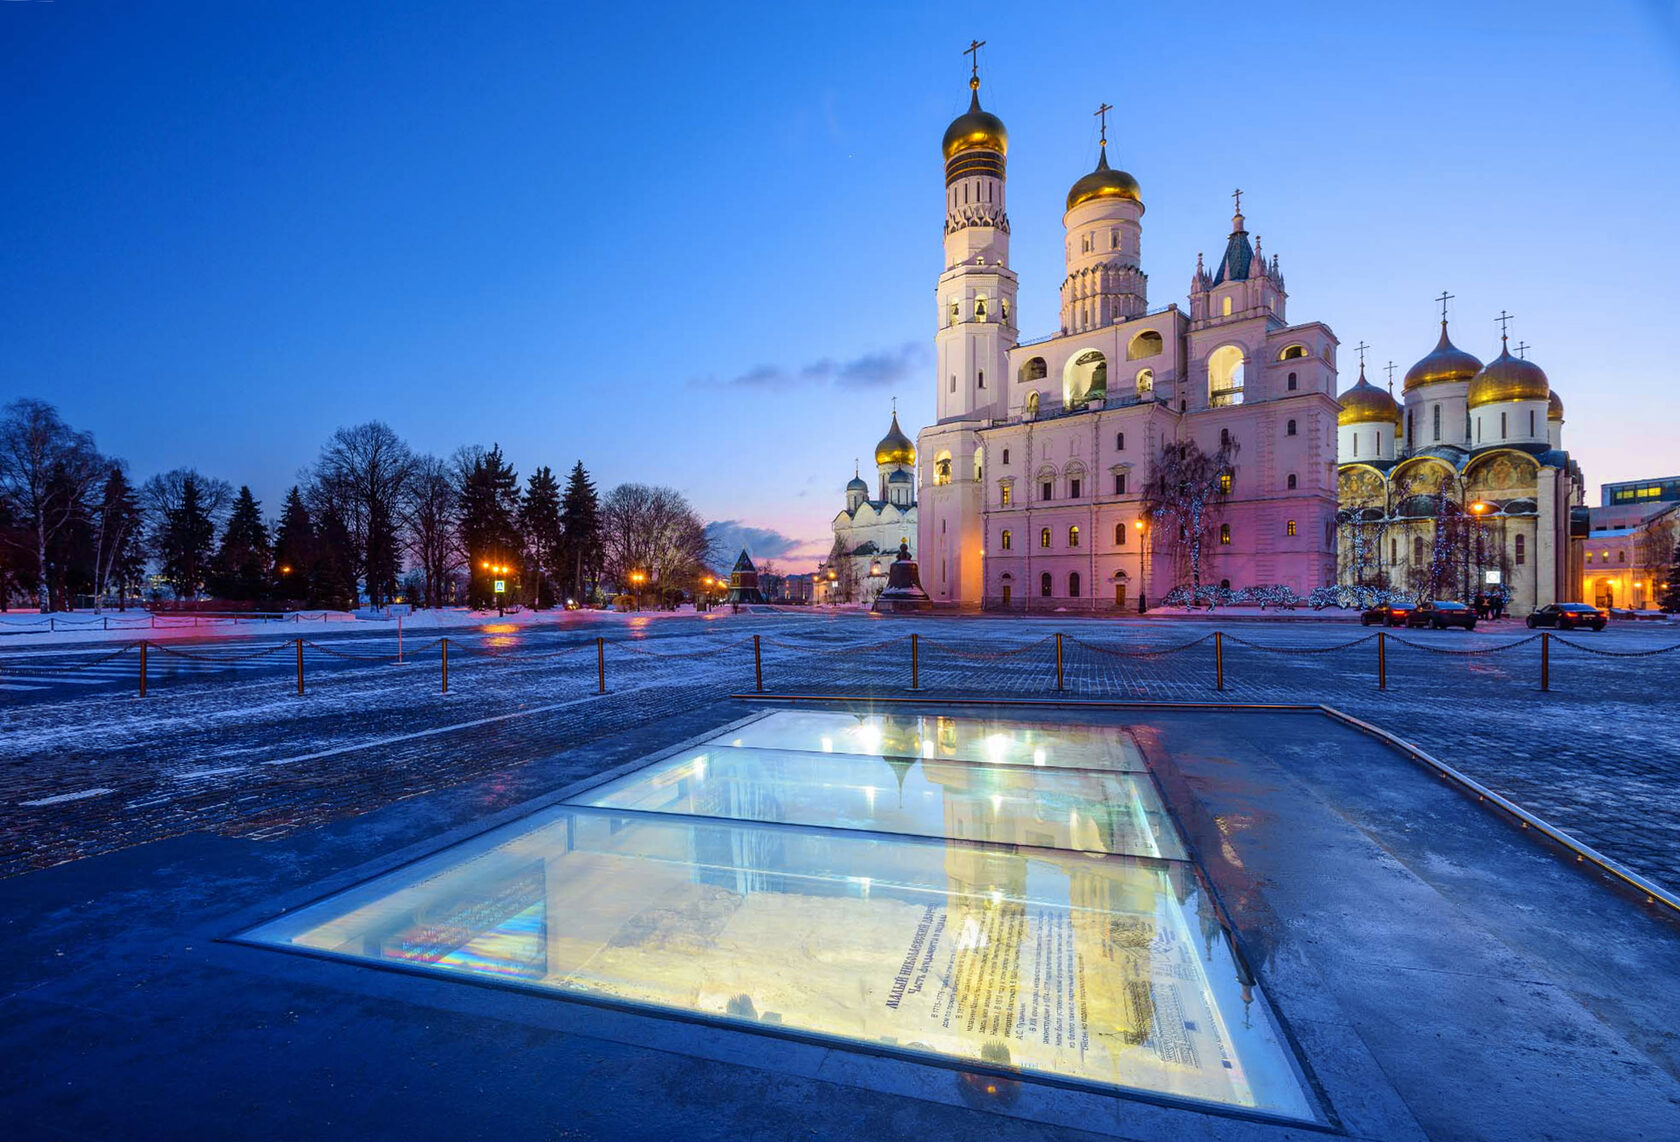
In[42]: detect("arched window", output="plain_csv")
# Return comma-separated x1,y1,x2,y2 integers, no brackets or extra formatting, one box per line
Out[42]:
1000,298,1009,324
1115,431,1125,450
1068,525,1080,548
1020,357,1048,382
1287,371,1298,390
1040,572,1053,597
975,295,987,319
948,298,958,323
1024,391,1040,420
1287,419,1298,436
933,456,953,486
1220,523,1232,545
1002,448,1010,464
1136,368,1154,397
977,370,985,389
1286,520,1298,536
1069,571,1082,597
1287,473,1297,490
1209,345,1245,407
1114,522,1127,545
1065,350,1108,405
1127,331,1164,360
1040,527,1051,549
1000,529,1012,550
1413,535,1425,565
1279,344,1308,361
1111,229,1119,250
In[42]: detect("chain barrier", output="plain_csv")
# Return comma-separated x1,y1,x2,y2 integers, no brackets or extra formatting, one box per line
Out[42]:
152,641,296,664
300,640,400,663
917,635,1055,661
2,643,137,673
615,634,761,659
1551,637,1680,658
1067,633,1216,659
1220,633,1380,654
1386,634,1540,655
448,640,595,661
758,635,909,658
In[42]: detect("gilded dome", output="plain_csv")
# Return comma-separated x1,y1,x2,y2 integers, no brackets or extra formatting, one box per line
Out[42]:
1337,368,1402,427
1403,321,1483,392
1468,341,1550,408
942,80,1008,161
875,413,916,467
1548,389,1564,421
1066,145,1141,212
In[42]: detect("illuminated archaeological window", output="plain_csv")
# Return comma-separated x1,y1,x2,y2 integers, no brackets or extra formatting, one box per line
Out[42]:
1000,529,1012,550
1020,357,1047,383
1128,331,1163,360
1025,391,1040,419
1279,344,1308,360
933,455,953,486
1136,368,1154,396
1286,520,1297,536
1208,346,1245,406
999,484,1012,506
1065,350,1107,404
1069,525,1080,547
1222,296,1232,316
1220,523,1232,545
1040,527,1051,548
1219,471,1233,494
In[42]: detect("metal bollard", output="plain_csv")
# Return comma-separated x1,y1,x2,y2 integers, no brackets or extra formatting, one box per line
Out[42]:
910,633,920,691
1215,631,1225,691
754,635,764,693
139,640,148,697
1540,632,1549,692
597,637,606,694
295,638,304,696
441,638,449,694
1055,633,1064,692
1377,630,1386,691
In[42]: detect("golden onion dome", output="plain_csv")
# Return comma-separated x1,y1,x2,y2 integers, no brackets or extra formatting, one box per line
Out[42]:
875,412,916,467
1548,389,1564,421
1066,144,1141,212
1403,321,1483,391
1337,367,1402,427
1468,341,1550,408
942,78,1008,161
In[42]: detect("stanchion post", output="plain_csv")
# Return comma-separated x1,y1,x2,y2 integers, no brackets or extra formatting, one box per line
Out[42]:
1377,630,1387,691
1215,631,1225,691
910,633,920,691
139,640,148,698
441,638,449,694
295,637,304,696
754,634,764,693
597,636,606,694
1540,631,1550,692
1055,632,1065,692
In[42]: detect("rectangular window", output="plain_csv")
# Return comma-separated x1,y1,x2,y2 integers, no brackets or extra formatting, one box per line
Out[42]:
1501,411,1508,439
1286,520,1297,536
1040,528,1051,549
1433,404,1441,442
1516,535,1526,565
1002,448,1009,465
1041,481,1053,501
1070,478,1082,499
978,370,985,389
1114,473,1128,495
1219,473,1233,494
1001,530,1012,550
1000,485,1012,506
1219,523,1231,545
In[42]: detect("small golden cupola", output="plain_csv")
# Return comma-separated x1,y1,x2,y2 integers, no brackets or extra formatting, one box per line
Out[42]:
1468,335,1550,408
1548,389,1565,422
1066,140,1141,212
875,412,916,467
1403,319,1483,392
942,75,1008,163
1337,364,1402,426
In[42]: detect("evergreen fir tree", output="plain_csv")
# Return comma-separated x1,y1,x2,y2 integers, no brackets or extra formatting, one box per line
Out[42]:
271,486,315,604
315,503,359,610
559,461,601,603
456,444,522,608
1661,536,1680,614
156,474,217,598
518,465,563,609
92,466,145,609
211,486,271,601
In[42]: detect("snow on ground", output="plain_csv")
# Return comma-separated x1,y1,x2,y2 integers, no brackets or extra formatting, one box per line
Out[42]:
1,611,1677,896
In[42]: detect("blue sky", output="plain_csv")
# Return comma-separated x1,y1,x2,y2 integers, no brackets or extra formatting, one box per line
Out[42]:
3,2,1677,562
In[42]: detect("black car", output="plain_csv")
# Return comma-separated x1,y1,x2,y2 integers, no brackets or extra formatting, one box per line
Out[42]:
1360,603,1414,627
1526,603,1608,632
1407,601,1477,630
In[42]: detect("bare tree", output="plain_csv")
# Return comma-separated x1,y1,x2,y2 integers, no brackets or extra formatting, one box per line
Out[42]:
402,453,460,608
1140,434,1239,599
307,422,415,607
0,399,105,611
600,483,714,600
824,535,860,603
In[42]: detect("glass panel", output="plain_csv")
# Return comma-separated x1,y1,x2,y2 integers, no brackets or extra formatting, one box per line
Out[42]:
716,711,1149,772
247,806,1313,1121
576,745,1185,860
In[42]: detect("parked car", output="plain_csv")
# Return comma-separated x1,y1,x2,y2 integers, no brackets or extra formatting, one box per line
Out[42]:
1360,603,1413,627
1407,601,1477,630
1525,603,1608,632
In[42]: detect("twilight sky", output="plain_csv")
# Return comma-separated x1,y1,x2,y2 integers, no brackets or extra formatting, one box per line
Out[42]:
3,2,1677,564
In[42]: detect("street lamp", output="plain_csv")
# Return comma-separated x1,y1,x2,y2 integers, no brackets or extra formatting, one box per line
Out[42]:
1134,518,1149,613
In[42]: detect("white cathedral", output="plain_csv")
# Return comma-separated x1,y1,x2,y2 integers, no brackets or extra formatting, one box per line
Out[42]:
918,64,1340,610
822,411,918,604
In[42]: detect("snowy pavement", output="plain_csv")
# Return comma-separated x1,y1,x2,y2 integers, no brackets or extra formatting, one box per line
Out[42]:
2,610,1677,892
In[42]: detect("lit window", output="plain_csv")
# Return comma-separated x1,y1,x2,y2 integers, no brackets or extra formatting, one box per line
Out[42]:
1586,552,1593,564
1000,484,1012,506
1219,472,1233,494
1286,520,1298,536
934,458,952,486
1069,526,1080,548
1001,529,1012,550
1222,296,1232,316
1220,523,1231,545
1040,528,1051,549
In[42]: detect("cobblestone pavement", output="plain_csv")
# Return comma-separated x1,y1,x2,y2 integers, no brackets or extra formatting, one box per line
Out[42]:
2,611,1677,891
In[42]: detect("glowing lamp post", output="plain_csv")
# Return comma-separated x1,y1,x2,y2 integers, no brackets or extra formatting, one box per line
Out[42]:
1135,518,1149,613
628,570,646,611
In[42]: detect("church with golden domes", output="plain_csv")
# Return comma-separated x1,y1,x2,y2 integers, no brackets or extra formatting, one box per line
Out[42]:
821,409,918,604
917,56,1340,610
1335,307,1583,612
